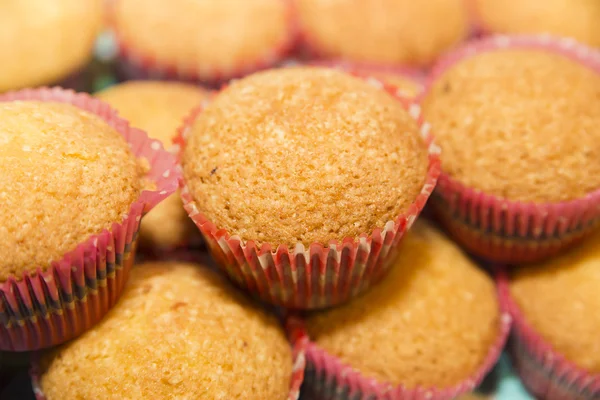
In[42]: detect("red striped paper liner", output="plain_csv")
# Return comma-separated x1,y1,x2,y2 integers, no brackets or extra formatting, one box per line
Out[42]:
288,280,511,400
174,77,441,310
421,34,600,265
0,87,179,351
497,271,600,400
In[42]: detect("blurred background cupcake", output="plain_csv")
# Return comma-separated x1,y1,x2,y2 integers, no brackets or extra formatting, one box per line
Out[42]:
109,0,296,84
96,81,211,252
0,0,103,92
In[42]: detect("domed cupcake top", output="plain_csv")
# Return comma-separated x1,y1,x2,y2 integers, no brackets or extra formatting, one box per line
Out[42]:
422,48,600,202
182,67,429,248
0,101,144,281
38,262,293,399
305,221,500,388
510,231,600,373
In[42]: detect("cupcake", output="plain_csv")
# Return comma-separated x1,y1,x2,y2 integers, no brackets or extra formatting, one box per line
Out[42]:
420,35,600,264
32,261,304,400
0,88,178,351
177,67,439,309
499,230,600,399
110,0,296,83
295,0,470,67
293,221,510,399
0,0,103,92
96,81,210,251
473,0,600,48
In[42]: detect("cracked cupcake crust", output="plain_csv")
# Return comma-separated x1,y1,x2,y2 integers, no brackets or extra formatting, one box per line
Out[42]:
182,67,428,248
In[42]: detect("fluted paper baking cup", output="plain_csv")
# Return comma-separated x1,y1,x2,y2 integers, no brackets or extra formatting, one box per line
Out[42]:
0,87,179,351
423,34,600,264
497,272,600,400
175,79,441,309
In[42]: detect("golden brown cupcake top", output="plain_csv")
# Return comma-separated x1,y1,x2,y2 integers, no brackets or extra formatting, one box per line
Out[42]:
0,101,143,281
39,262,293,400
182,67,428,248
0,0,103,92
296,0,469,66
474,0,600,48
422,49,600,202
510,230,600,373
112,0,290,78
305,221,500,389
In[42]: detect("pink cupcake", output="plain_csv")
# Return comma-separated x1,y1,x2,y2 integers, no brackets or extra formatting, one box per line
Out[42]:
109,0,297,84
420,35,600,264
291,221,510,400
176,67,440,309
0,88,178,351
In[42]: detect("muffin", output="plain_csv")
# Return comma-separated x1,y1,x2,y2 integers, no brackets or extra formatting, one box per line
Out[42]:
473,0,600,48
178,67,440,309
96,81,210,250
500,230,600,399
421,35,600,264
110,0,295,83
0,0,103,92
0,88,179,351
33,261,300,400
295,0,470,67
297,221,509,399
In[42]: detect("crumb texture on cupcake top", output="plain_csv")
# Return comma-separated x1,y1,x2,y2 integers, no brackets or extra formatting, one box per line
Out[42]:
112,0,290,77
0,101,143,281
296,0,469,66
182,67,428,248
305,221,500,389
474,0,600,48
0,0,103,91
97,81,210,248
422,49,600,202
39,262,293,400
510,230,600,373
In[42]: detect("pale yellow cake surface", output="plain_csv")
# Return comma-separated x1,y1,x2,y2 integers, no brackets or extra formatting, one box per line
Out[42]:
97,81,210,248
306,221,500,389
112,0,290,78
0,101,143,281
422,49,600,202
356,69,423,98
510,230,600,373
39,262,293,400
182,67,428,248
474,0,600,48
296,0,469,66
0,0,103,91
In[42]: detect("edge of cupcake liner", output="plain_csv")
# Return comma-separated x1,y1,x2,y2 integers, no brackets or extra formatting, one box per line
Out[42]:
287,275,512,400
497,271,600,399
107,0,299,83
173,76,441,309
420,34,600,264
0,87,180,351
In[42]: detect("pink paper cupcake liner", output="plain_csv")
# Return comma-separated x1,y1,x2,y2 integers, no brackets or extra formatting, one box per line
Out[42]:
174,78,441,310
287,282,511,400
421,34,600,265
109,0,299,84
497,272,600,400
30,318,307,400
0,87,179,351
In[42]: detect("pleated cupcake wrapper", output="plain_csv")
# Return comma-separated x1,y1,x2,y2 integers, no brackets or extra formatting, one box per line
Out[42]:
287,284,512,400
174,77,441,309
30,318,308,400
109,0,298,84
497,272,600,399
422,34,600,265
0,87,180,351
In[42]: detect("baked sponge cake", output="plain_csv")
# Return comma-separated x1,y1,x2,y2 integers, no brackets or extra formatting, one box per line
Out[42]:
37,262,294,400
96,81,210,249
